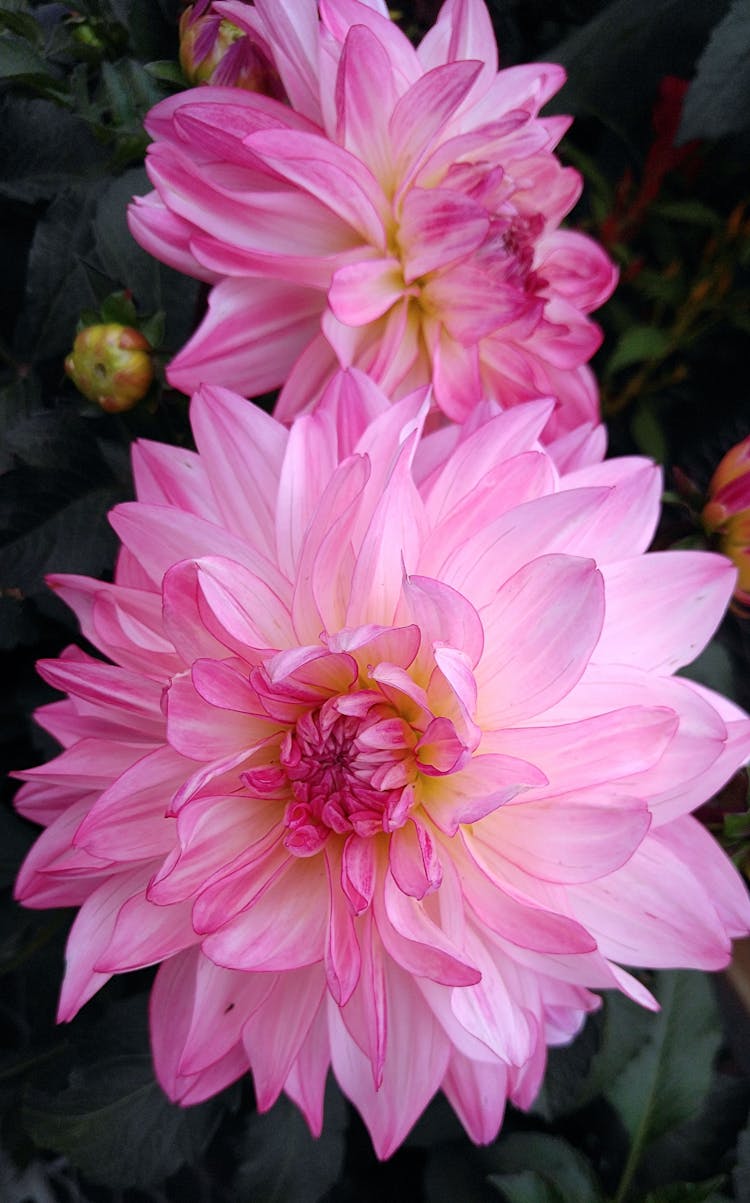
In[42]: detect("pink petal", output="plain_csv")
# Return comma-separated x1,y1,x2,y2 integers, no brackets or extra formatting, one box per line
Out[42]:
538,228,618,311
320,0,421,91
221,0,321,120
390,59,483,187
95,891,197,972
165,671,261,762
459,835,597,954
111,502,290,602
149,796,281,906
417,0,498,77
57,866,152,1020
421,399,554,521
570,835,733,970
190,384,286,549
245,128,387,247
347,434,427,627
398,187,489,282
488,705,678,798
488,792,652,884
595,551,736,673
335,24,398,178
442,1052,508,1145
475,554,605,725
341,833,378,914
292,456,369,643
324,846,362,1005
421,751,547,835
388,818,443,898
166,277,322,398
402,574,484,668
329,960,449,1158
127,194,220,283
329,257,405,325
74,746,186,861
193,556,295,656
275,409,339,578
242,965,326,1110
132,438,221,522
201,857,328,971
283,1002,331,1137
375,870,480,986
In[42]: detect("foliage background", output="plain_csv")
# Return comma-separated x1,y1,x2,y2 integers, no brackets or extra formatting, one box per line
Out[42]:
1,1,749,1199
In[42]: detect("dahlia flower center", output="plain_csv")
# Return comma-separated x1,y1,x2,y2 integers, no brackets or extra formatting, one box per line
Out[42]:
369,206,546,333
281,695,418,854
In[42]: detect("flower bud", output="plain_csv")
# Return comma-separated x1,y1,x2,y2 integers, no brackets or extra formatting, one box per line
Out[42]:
703,435,750,609
179,3,285,96
65,324,154,414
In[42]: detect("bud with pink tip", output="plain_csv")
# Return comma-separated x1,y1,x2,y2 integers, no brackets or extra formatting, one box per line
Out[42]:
178,1,285,96
703,435,750,609
65,324,154,413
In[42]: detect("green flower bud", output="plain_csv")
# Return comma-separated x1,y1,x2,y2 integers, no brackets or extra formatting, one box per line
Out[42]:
65,324,154,414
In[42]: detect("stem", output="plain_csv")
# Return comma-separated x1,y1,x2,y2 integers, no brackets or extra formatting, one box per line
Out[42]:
613,1089,656,1203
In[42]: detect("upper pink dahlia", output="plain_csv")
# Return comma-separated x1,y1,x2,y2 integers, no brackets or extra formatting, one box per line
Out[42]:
14,373,750,1157
128,0,616,437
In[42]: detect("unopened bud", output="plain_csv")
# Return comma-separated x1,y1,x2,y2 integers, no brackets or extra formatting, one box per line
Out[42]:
179,3,285,96
702,434,750,610
65,324,154,413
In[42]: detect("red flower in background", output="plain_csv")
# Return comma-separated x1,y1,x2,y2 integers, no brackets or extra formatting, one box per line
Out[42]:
601,76,702,250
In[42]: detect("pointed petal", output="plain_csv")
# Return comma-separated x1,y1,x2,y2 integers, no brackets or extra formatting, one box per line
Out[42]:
166,277,322,398
476,554,604,725
243,966,326,1110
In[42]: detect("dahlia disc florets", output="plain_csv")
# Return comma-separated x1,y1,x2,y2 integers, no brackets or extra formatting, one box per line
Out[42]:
129,0,617,439
14,373,750,1156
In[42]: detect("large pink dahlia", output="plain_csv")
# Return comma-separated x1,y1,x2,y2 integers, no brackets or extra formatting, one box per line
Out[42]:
14,375,750,1156
128,0,616,438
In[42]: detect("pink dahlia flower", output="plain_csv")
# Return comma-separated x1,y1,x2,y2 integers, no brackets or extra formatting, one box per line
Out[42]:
15,375,750,1156
128,0,616,438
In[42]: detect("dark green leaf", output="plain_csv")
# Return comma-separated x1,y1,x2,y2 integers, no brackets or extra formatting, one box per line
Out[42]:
14,187,103,361
605,971,721,1148
636,1071,750,1195
631,404,668,463
641,1178,727,1202
489,1171,566,1203
546,0,728,143
234,1085,347,1203
531,1011,602,1120
734,1123,750,1203
488,1134,603,1203
92,168,162,310
0,31,50,79
145,58,186,85
724,812,750,839
578,988,657,1106
0,486,122,598
0,96,106,202
607,326,671,375
139,310,166,349
679,640,734,698
23,1054,221,1188
649,200,724,228
100,290,138,327
0,10,42,44
425,1143,500,1203
679,1,750,142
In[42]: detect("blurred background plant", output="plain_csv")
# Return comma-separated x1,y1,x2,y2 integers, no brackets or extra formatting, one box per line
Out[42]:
1,1,750,1200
